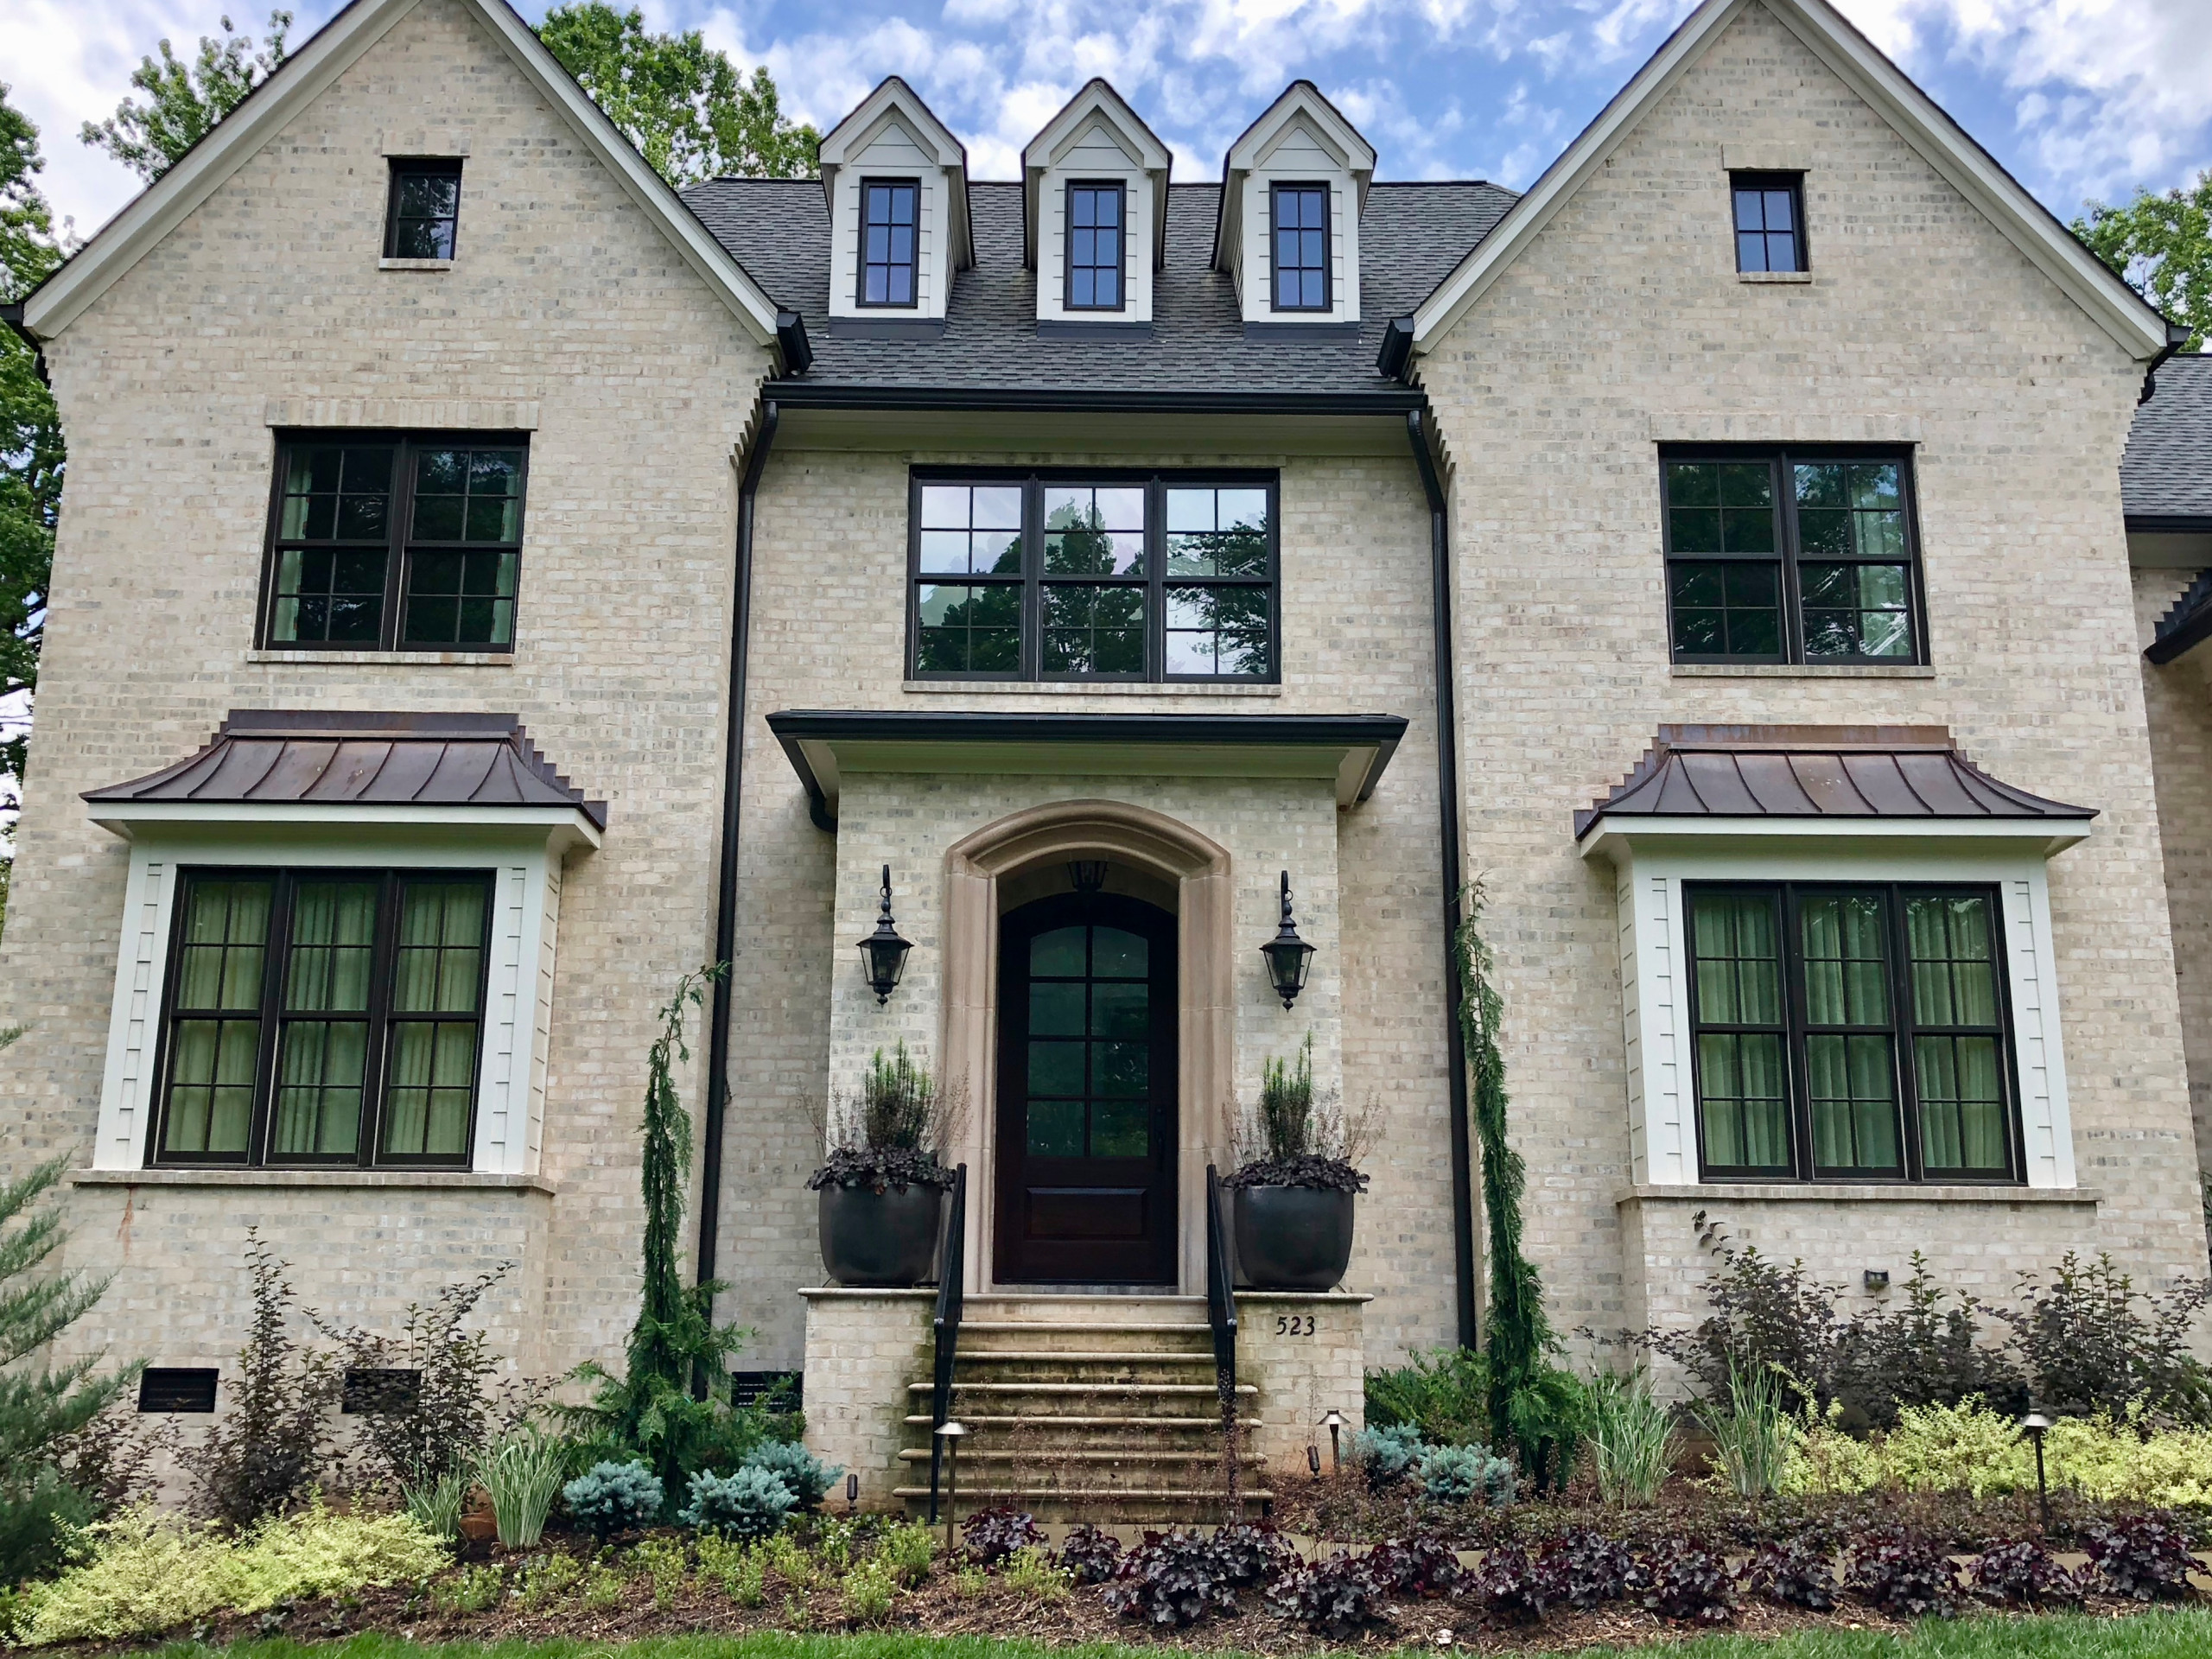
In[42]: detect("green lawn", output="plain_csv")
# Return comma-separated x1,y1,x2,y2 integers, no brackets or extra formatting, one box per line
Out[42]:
144,1614,2212,1659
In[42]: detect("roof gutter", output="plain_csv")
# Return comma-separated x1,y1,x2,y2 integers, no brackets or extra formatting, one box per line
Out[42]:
1406,408,1478,1349
764,384,1424,416
698,397,780,1301
2141,320,2192,406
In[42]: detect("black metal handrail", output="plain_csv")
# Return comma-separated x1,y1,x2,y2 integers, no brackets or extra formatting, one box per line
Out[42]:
1205,1164,1240,1505
926,1163,968,1523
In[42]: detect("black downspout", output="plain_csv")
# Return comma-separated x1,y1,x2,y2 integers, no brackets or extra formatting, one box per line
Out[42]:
698,397,780,1300
1407,407,1478,1349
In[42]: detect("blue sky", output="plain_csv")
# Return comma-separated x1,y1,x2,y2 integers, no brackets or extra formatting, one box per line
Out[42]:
7,0,2210,250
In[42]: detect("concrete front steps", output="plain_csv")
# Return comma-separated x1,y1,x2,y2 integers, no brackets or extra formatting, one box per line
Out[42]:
893,1294,1269,1524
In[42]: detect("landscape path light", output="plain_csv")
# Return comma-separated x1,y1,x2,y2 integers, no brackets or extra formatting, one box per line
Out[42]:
936,1419,966,1549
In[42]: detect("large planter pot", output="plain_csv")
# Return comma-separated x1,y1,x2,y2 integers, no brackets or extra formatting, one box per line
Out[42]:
1233,1184,1355,1291
818,1181,945,1286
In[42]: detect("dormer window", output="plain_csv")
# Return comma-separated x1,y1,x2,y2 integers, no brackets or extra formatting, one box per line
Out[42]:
1066,184,1125,310
1270,184,1329,311
861,180,920,307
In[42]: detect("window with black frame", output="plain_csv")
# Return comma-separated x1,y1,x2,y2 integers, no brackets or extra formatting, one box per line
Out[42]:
911,474,1274,683
150,868,493,1169
1731,172,1805,273
1686,881,2017,1184
861,179,920,307
385,160,461,260
1270,183,1330,311
1065,182,1125,310
1662,448,1923,664
262,433,526,652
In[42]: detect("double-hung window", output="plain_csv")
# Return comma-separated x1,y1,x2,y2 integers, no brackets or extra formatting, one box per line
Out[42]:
1270,183,1330,311
1662,448,1924,664
1687,882,2018,1184
1065,183,1125,310
151,868,493,1168
385,160,461,259
261,432,526,652
861,180,920,307
911,472,1276,682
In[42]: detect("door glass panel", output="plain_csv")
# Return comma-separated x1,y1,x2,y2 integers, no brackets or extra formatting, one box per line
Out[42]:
1092,927,1147,978
1029,982,1084,1036
1026,1097,1084,1156
1030,927,1085,976
1091,981,1147,1038
1022,919,1154,1161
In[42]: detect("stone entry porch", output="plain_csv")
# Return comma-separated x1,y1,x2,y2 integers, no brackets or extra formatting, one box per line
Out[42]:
801,1288,1370,1521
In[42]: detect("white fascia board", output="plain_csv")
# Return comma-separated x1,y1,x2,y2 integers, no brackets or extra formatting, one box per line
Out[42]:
1214,81,1376,272
819,78,972,268
1578,814,2092,865
22,0,780,348
88,801,603,854
1409,0,2166,361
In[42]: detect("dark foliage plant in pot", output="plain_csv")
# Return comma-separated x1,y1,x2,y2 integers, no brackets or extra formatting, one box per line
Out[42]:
1222,1034,1377,1290
808,1042,963,1287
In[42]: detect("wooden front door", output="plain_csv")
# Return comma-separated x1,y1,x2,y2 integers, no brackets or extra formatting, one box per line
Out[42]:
993,893,1178,1285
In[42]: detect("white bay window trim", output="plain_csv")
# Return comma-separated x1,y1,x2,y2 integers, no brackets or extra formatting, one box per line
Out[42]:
1581,818,2086,1192
86,804,597,1177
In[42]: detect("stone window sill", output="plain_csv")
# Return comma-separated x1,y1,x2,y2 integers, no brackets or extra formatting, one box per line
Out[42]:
902,680,1282,697
1618,1182,2097,1206
1738,270,1812,284
1672,663,1936,679
71,1167,555,1194
379,257,452,272
248,648,513,667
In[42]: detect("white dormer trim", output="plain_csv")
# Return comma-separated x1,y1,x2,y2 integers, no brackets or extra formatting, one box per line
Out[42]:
1406,0,2167,361
1213,82,1375,327
818,77,973,324
18,0,782,352
1022,80,1171,327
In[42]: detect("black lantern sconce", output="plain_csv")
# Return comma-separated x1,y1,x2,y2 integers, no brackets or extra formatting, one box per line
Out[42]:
1261,870,1317,1009
857,865,913,1005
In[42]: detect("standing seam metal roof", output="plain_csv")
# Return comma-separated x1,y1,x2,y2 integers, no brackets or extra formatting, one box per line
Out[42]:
678,177,1516,394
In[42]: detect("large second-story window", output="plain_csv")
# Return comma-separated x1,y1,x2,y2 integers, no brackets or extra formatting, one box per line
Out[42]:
1270,183,1330,311
1065,183,1124,310
152,868,493,1169
911,472,1276,683
1662,448,1923,664
1687,882,2017,1184
861,180,920,307
262,432,526,652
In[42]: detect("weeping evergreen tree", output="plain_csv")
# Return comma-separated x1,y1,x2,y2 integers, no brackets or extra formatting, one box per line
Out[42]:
569,963,772,1501
1453,881,1580,1485
0,1153,137,1580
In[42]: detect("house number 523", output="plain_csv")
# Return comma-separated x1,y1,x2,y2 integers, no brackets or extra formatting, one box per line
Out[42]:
1274,1314,1316,1336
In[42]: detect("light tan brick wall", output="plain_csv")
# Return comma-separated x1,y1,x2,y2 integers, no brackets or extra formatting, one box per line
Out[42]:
4,0,770,1378
1416,0,2208,1353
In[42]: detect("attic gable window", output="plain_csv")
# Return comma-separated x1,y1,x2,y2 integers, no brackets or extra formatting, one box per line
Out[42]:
385,160,461,260
1732,173,1805,273
1065,183,1125,310
1270,183,1330,310
861,180,920,307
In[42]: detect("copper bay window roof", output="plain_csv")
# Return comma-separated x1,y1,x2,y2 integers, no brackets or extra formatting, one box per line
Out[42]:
83,710,607,828
1573,725,2095,839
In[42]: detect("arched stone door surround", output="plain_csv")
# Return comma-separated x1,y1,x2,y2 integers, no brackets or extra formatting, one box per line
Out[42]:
943,799,1233,1293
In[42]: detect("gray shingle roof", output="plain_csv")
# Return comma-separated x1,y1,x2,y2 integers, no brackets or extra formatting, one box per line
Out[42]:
2124,353,2212,523
84,710,608,826
679,177,1516,393
1575,725,2094,837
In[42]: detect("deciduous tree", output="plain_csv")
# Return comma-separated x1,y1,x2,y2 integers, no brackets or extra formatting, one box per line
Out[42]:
80,10,291,183
2076,171,2212,350
0,85,63,792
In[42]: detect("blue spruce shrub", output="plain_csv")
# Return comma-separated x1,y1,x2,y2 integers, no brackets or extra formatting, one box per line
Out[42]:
1419,1442,1516,1508
563,1459,665,1540
1351,1422,1427,1487
741,1440,842,1511
680,1465,796,1538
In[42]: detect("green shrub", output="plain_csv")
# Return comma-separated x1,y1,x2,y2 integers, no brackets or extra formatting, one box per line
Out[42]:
562,1459,664,1541
402,1469,468,1544
1418,1441,1515,1507
681,1465,793,1538
842,1554,899,1622
695,1532,764,1603
1351,1422,1426,1486
632,1534,690,1607
581,1560,629,1610
1001,1545,1072,1601
516,1552,584,1609
1696,1360,1796,1498
18,1503,447,1644
1365,1347,1489,1445
741,1440,840,1511
876,1519,937,1586
432,1563,505,1615
478,1427,566,1548
763,1529,817,1587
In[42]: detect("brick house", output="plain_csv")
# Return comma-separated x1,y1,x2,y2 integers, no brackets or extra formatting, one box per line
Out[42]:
3,0,2206,1510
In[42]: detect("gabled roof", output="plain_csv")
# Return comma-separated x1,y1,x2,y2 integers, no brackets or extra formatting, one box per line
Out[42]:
16,0,783,352
1020,79,1173,270
680,176,1513,395
2125,354,2212,526
1409,0,2169,363
1213,81,1377,274
1575,725,2094,839
817,76,975,271
84,709,608,828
